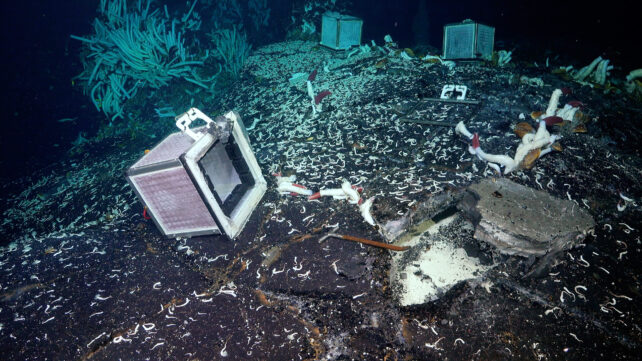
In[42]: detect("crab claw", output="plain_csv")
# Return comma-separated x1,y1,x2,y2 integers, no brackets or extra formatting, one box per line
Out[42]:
472,133,480,149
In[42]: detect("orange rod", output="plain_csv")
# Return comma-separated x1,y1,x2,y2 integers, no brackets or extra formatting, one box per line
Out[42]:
339,234,409,251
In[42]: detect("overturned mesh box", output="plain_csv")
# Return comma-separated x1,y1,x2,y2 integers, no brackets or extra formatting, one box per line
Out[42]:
126,108,267,239
442,19,494,60
320,12,363,50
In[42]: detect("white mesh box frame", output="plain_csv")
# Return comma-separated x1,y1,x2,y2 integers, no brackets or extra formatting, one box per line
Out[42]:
320,13,363,50
442,20,495,60
126,109,267,239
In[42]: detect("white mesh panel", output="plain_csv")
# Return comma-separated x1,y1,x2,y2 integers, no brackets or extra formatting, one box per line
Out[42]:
131,167,217,234
445,24,474,59
133,127,208,168
338,20,361,49
321,16,338,48
476,25,495,59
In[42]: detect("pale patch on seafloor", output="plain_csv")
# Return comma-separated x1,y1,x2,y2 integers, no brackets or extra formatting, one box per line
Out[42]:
390,215,492,306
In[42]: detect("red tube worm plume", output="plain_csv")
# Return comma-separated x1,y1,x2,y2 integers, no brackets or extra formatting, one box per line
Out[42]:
566,100,584,109
308,192,321,200
472,133,480,149
308,69,318,82
314,90,332,105
143,206,151,220
561,87,573,95
543,116,564,126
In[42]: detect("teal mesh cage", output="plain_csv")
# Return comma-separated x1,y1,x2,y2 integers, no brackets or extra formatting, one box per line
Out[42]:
442,20,495,60
320,13,363,50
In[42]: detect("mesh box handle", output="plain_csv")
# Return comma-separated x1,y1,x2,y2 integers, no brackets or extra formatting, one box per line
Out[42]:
175,108,216,141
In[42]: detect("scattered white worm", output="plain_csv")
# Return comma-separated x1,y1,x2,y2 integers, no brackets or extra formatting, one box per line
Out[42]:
569,333,583,343
175,298,190,308
87,332,106,348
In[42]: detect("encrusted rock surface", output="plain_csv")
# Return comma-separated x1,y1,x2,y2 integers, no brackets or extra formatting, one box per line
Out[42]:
464,177,595,256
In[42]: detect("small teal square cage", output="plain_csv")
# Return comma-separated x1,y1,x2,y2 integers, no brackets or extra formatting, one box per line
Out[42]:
442,20,494,60
320,12,363,50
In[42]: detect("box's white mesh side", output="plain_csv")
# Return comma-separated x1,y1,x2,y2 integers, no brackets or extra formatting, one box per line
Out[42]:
321,16,338,48
476,25,494,59
338,20,362,49
445,24,474,59
131,167,217,234
132,132,194,168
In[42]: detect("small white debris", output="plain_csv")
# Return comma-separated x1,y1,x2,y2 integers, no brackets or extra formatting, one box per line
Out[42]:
94,294,112,301
175,298,190,308
220,339,229,357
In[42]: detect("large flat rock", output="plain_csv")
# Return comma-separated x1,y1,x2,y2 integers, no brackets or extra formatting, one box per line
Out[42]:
463,178,595,256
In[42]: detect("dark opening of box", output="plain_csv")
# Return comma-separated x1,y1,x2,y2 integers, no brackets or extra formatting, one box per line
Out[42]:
198,136,255,217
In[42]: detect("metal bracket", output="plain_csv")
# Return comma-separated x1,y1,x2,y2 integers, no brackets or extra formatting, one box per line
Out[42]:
175,108,216,141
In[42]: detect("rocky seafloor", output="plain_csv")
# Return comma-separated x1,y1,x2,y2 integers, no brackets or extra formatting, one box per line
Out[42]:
1,41,641,360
